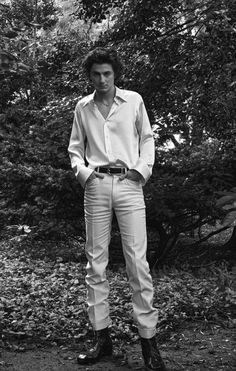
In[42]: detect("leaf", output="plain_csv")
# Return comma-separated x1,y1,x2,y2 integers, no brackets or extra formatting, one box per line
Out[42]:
17,62,30,72
222,209,236,226
216,195,236,207
3,30,18,38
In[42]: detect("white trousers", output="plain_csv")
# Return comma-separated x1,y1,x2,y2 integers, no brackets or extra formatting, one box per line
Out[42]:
84,174,158,339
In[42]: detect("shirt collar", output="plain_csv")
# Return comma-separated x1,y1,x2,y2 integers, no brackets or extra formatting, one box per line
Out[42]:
114,87,127,103
81,86,127,108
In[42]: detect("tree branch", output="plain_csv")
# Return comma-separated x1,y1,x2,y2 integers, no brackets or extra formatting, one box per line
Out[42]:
188,225,230,247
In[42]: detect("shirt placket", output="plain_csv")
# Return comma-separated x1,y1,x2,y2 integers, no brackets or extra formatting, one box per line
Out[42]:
103,102,119,164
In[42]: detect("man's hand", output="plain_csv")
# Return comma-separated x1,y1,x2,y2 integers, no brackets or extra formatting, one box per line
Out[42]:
86,171,104,185
119,169,142,182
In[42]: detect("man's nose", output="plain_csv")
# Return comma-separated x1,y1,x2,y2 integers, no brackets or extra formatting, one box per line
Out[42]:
100,74,106,83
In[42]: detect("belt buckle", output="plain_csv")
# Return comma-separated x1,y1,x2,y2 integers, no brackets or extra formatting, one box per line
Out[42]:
107,168,111,175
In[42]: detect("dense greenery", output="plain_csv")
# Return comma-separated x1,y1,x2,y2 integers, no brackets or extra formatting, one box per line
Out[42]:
0,0,235,264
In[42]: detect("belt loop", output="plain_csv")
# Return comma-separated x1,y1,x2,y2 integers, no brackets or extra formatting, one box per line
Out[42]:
97,167,99,172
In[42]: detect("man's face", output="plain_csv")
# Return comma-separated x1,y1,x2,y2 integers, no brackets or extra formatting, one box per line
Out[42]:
89,63,115,93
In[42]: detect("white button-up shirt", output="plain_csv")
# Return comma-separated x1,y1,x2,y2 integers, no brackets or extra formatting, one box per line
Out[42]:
68,87,155,187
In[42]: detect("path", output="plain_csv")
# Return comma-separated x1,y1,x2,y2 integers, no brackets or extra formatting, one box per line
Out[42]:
0,322,235,370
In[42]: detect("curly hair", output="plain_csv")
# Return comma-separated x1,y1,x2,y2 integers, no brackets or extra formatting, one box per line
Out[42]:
82,47,123,79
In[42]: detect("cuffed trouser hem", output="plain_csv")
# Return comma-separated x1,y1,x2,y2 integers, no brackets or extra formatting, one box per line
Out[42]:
138,327,157,339
91,318,112,331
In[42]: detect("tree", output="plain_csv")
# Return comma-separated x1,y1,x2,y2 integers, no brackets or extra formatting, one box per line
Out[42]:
0,1,89,240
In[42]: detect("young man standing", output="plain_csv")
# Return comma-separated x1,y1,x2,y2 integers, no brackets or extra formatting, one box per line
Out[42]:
68,48,166,371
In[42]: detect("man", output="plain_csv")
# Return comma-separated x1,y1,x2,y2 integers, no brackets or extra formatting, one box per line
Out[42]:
68,47,166,371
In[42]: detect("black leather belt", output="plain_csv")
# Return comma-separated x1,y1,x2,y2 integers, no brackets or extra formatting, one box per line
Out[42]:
95,167,128,174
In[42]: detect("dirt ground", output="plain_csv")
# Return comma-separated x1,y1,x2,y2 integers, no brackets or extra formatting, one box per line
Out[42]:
0,322,235,371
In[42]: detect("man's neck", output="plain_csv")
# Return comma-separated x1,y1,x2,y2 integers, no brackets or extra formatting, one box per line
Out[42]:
95,86,116,102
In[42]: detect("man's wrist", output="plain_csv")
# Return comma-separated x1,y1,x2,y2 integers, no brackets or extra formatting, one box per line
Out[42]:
128,169,143,181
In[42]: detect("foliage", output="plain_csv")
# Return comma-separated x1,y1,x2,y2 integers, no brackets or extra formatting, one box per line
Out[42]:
144,139,235,264
9,0,58,29
0,0,59,108
37,36,89,96
0,1,91,240
0,241,235,344
0,0,58,65
0,97,85,240
73,0,123,23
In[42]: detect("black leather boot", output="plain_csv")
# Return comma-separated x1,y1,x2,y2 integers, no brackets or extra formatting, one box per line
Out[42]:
77,327,113,365
141,336,167,371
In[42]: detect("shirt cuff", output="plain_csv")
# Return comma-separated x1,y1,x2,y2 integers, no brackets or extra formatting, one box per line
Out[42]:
132,160,152,185
73,166,94,188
